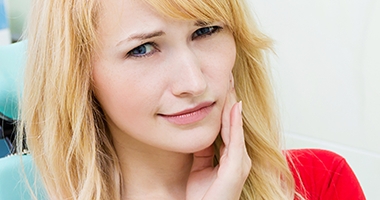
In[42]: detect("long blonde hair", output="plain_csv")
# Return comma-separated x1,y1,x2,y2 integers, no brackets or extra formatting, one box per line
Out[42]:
19,0,297,199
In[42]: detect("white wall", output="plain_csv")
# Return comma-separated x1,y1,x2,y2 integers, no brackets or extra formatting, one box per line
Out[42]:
4,0,30,41
248,0,380,199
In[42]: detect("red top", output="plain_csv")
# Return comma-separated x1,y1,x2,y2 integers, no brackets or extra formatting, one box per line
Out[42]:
287,149,366,200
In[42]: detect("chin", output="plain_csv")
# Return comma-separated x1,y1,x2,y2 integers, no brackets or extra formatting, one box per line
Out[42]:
175,124,221,154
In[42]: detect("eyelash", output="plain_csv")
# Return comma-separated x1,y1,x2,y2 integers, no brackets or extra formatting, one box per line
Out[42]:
126,25,223,59
192,25,223,40
126,42,159,58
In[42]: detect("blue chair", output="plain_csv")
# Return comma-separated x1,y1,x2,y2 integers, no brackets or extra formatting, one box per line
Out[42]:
0,154,47,200
0,133,10,158
0,41,47,199
0,40,26,120
0,41,26,157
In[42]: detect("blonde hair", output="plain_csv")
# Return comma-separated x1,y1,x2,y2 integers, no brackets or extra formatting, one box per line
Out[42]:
19,0,299,199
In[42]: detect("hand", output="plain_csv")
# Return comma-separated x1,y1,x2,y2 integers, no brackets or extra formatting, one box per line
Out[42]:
186,89,252,200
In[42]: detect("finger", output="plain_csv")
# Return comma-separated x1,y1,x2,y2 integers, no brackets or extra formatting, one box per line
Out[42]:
219,101,251,181
227,101,246,158
200,102,250,200
218,101,245,171
190,145,214,172
218,143,227,163
220,87,237,146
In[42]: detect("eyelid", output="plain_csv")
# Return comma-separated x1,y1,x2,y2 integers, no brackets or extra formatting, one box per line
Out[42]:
126,42,159,59
192,25,223,40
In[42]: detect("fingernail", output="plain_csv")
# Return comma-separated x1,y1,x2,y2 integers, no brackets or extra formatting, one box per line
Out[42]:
238,101,242,114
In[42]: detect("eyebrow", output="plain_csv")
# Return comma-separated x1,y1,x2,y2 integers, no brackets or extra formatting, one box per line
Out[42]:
194,20,211,27
116,31,165,46
129,31,165,42
116,20,211,46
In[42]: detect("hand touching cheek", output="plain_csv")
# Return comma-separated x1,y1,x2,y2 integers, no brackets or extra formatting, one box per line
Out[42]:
186,86,251,200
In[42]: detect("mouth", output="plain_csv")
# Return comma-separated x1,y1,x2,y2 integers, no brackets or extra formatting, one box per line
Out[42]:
158,102,215,125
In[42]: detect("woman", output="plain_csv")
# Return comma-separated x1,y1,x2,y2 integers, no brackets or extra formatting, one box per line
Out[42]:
19,0,365,199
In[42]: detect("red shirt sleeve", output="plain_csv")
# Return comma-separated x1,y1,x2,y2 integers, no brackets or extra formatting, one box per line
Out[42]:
287,149,366,200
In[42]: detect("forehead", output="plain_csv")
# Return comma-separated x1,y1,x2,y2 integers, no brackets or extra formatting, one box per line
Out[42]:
95,0,233,47
97,0,230,27
98,0,161,28
96,0,165,43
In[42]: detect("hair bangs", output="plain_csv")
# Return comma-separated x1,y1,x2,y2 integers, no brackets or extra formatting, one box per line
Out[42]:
144,0,235,28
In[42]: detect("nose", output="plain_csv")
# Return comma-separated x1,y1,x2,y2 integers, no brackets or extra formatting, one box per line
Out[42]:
169,47,207,97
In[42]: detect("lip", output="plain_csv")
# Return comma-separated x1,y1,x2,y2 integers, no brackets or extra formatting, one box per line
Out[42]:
158,102,215,125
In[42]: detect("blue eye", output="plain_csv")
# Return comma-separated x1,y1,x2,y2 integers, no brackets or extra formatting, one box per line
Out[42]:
192,26,222,39
127,42,157,58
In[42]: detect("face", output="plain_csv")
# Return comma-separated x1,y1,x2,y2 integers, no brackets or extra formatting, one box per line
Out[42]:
92,0,236,153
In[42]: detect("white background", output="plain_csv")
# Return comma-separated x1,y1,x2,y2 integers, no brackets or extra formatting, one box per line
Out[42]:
248,0,380,199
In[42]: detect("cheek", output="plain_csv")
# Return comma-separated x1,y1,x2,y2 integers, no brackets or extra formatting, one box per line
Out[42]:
92,72,162,142
199,33,236,72
202,38,236,90
92,63,153,123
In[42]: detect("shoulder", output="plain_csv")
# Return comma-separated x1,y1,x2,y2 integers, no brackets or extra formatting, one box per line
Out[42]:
287,148,345,168
286,149,366,200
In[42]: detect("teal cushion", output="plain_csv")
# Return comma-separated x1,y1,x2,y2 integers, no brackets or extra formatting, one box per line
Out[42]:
0,41,26,120
0,154,47,200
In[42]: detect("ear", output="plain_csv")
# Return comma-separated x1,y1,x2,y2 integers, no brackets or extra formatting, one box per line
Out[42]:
230,72,235,89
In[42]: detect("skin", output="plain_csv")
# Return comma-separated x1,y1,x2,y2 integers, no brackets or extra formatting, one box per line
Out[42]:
92,0,251,199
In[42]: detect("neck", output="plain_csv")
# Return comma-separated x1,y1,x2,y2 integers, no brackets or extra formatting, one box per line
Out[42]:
113,136,193,200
